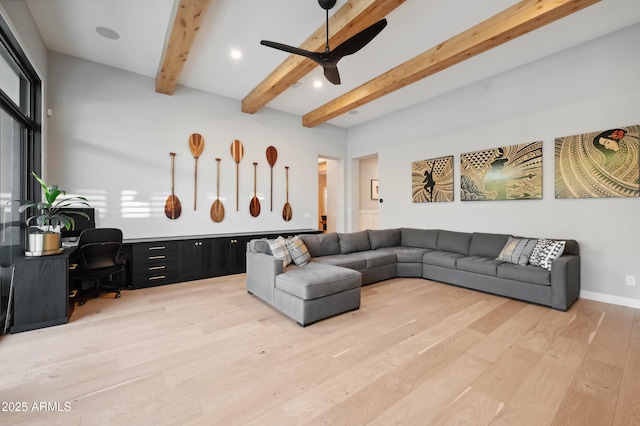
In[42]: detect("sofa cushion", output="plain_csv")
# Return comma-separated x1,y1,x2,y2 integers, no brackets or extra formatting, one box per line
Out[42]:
268,236,292,267
436,230,472,255
338,231,371,254
377,246,432,263
497,263,550,285
456,256,501,276
299,233,340,257
422,251,466,268
528,239,566,271
496,237,538,266
360,250,396,269
368,228,401,249
286,236,311,266
313,254,366,271
469,232,510,258
400,228,439,249
276,263,361,300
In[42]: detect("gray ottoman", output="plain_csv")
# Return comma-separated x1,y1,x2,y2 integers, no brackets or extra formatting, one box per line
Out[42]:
273,262,362,326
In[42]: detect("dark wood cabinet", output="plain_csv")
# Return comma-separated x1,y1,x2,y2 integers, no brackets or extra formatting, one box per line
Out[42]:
124,229,322,288
130,241,179,288
179,239,215,281
11,251,73,333
213,236,250,276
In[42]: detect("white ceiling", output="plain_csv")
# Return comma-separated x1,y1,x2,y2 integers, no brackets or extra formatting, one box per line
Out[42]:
25,0,640,128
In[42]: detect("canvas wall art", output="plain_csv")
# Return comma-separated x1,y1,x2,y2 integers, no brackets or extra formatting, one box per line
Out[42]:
412,155,454,203
555,125,639,199
460,141,542,201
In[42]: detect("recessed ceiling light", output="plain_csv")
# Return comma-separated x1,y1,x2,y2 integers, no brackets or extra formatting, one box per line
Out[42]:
95,26,120,40
230,49,242,60
348,110,359,115
313,80,323,89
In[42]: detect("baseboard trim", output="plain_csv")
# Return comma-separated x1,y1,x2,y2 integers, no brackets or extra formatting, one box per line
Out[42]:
580,290,640,310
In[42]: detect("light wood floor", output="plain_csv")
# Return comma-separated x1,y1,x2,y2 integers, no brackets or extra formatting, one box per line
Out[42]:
1,275,639,426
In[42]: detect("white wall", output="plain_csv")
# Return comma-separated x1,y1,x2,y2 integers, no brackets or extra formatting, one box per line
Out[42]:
46,53,348,239
347,23,640,306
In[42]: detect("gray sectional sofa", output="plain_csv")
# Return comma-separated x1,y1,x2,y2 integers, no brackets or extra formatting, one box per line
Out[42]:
246,228,580,326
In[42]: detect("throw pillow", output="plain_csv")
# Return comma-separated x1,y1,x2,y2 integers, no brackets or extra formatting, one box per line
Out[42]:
268,236,292,267
496,237,538,266
286,236,311,266
529,239,566,271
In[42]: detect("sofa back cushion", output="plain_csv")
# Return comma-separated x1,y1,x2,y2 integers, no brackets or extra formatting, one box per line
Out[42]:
437,230,472,255
248,239,272,254
368,228,401,249
563,240,579,255
469,232,510,258
400,228,439,249
299,233,340,257
338,231,371,254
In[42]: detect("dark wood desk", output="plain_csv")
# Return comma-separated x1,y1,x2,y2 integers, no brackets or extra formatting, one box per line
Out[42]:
10,249,75,333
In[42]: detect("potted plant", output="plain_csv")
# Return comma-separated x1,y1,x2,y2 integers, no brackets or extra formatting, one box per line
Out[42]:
13,172,91,255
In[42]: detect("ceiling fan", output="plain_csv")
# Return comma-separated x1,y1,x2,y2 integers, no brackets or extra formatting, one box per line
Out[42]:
260,0,387,85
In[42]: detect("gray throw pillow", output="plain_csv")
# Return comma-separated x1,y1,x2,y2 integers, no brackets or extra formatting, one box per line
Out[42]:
286,236,311,266
268,236,292,267
496,237,537,266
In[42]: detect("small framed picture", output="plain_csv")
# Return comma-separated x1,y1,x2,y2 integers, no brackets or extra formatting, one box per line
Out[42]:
371,179,379,200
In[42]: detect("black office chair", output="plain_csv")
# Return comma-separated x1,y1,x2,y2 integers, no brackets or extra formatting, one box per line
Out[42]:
74,228,125,302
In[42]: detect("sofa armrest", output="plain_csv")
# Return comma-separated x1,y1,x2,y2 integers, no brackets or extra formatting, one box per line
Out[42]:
550,254,580,311
246,251,283,304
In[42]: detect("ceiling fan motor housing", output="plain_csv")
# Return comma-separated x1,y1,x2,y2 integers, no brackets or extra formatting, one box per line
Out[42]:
318,0,337,11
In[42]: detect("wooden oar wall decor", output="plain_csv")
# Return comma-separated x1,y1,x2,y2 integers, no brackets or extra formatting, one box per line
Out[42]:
210,157,224,222
266,146,277,211
282,166,292,221
189,133,205,210
230,139,244,211
164,152,182,220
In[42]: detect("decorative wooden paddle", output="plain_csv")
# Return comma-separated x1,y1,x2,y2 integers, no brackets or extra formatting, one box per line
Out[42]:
189,133,205,210
164,152,182,220
210,157,224,223
282,166,292,221
250,162,261,217
230,139,244,211
266,146,277,211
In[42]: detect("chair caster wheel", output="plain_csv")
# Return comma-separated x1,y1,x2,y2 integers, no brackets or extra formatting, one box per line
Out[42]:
115,293,121,298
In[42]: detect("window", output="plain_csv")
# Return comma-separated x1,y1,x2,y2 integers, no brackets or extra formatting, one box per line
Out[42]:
0,12,41,332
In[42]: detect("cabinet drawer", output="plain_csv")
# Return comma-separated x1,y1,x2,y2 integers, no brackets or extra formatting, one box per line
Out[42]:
131,269,179,288
131,241,178,256
132,256,178,275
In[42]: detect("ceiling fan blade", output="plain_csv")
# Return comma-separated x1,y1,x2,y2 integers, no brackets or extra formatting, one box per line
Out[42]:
331,19,387,62
260,40,324,64
323,64,341,85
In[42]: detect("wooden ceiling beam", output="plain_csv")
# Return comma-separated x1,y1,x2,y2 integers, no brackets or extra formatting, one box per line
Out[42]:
302,0,601,128
156,0,212,95
241,0,406,115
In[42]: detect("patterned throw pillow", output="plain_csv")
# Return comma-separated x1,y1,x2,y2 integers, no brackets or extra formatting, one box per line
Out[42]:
268,236,292,267
286,236,311,266
496,237,538,266
529,238,566,271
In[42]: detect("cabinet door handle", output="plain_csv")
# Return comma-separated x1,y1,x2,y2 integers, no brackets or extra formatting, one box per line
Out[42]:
148,255,166,260
149,275,166,281
149,246,166,250
148,266,166,271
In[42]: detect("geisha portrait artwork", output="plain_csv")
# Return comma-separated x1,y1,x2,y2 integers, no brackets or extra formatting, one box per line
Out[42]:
555,125,639,199
412,156,454,203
